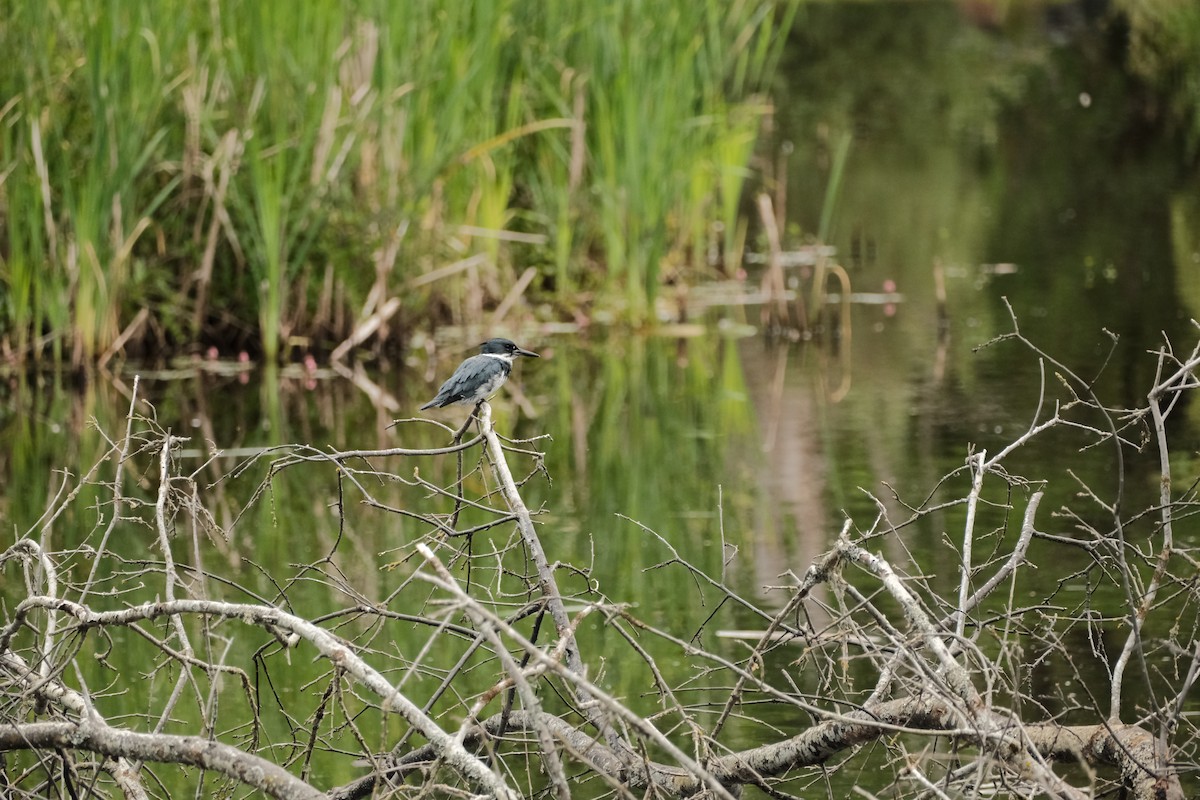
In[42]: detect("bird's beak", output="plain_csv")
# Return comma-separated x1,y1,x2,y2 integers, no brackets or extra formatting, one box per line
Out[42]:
517,347,540,358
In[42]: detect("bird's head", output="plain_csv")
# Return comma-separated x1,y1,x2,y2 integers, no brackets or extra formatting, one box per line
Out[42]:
480,338,539,359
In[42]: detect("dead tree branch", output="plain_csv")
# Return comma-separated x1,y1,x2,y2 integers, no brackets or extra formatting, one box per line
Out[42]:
3,323,1197,799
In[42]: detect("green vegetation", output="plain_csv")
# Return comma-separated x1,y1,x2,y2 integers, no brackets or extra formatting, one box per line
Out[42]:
0,0,795,365
1121,0,1200,158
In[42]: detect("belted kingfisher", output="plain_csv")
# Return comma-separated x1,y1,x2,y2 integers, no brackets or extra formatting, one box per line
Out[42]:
420,338,540,410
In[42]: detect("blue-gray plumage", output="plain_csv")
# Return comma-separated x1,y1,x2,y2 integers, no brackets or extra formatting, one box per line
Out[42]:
420,338,540,410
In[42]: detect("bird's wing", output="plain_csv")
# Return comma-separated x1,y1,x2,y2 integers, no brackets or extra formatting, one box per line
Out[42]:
435,355,495,404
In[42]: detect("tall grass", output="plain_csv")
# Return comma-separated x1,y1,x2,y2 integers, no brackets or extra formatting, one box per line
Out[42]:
0,0,796,364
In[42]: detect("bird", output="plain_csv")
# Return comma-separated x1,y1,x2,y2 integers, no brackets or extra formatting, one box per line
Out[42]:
419,338,540,410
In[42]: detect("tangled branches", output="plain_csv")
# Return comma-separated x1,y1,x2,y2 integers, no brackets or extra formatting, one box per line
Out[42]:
2,322,1198,798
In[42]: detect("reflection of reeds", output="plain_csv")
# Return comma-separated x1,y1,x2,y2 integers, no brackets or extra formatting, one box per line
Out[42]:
0,1,796,365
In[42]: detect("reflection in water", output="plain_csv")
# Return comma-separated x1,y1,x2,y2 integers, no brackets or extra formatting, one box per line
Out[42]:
738,342,829,598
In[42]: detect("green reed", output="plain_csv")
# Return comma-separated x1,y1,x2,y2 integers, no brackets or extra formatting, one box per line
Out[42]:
0,0,795,363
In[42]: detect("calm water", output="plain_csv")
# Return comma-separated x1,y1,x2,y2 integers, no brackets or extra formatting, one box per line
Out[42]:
4,4,1199,796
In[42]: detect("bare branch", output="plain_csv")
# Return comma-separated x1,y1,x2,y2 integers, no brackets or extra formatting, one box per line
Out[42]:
1,595,518,799
0,721,323,800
